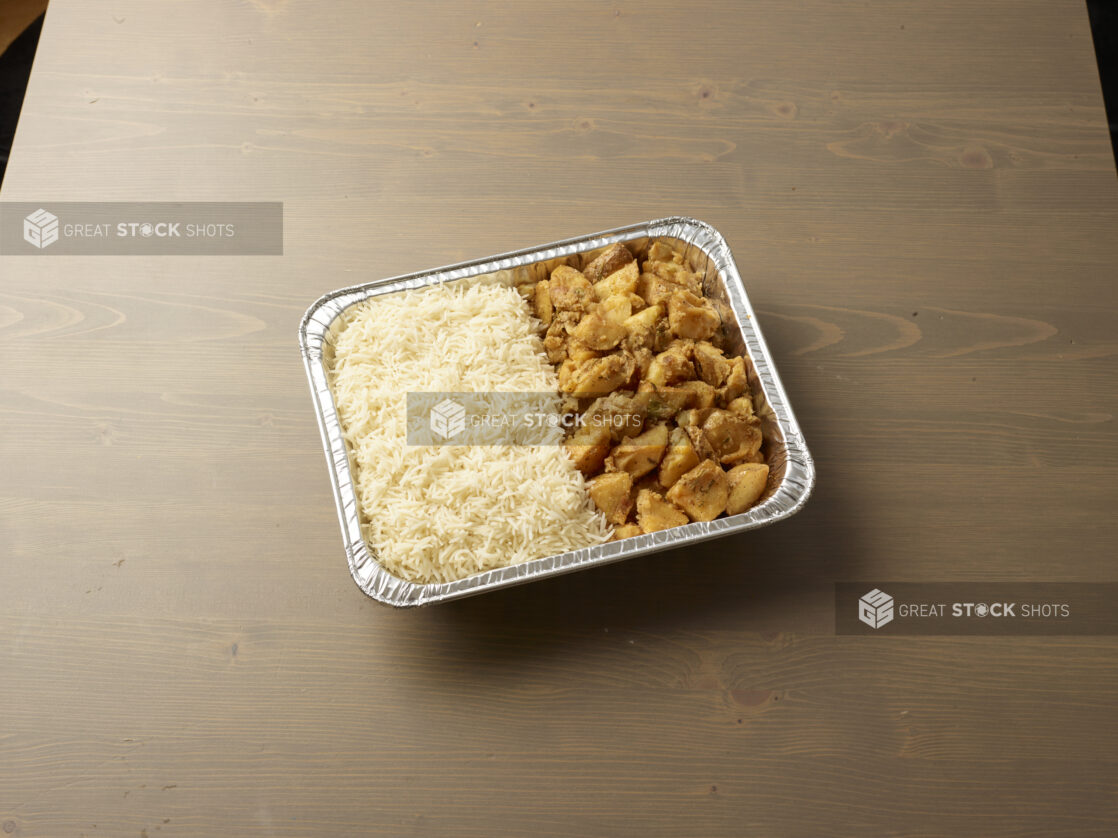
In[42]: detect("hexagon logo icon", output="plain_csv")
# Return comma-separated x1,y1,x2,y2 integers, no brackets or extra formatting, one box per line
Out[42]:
858,588,894,629
429,398,466,440
24,208,59,249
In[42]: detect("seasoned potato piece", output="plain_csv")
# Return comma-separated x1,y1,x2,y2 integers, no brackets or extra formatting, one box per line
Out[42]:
666,460,729,522
587,471,634,525
626,291,647,312
636,273,681,308
646,344,694,387
684,422,718,462
583,243,634,282
726,463,769,515
659,427,701,488
593,260,639,299
644,260,703,295
726,395,755,420
677,379,717,409
598,293,632,325
640,384,694,421
720,356,749,402
636,489,689,533
567,337,602,362
668,289,720,340
676,407,715,429
584,391,646,440
693,341,731,387
534,279,553,326
573,310,626,350
607,422,670,479
564,422,611,476
627,347,653,383
549,265,595,312
558,353,635,396
621,304,663,351
702,409,763,465
647,240,684,264
611,523,644,541
542,312,577,364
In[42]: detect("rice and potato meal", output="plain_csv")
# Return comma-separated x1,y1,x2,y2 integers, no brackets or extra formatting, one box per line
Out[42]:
329,239,769,584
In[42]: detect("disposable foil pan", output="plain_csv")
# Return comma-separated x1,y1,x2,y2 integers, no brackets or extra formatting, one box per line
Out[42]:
299,217,815,607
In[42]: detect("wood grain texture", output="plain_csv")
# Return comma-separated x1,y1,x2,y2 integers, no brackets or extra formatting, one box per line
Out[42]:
1,0,1117,835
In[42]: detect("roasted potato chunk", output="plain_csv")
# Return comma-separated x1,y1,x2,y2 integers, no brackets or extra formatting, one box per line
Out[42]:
702,409,763,465
640,383,693,421
647,240,683,264
558,353,634,396
593,260,639,299
643,259,703,295
726,395,755,420
720,356,749,402
573,310,626,350
636,272,682,308
693,341,731,387
668,289,720,340
607,422,669,479
659,427,701,488
583,243,634,282
666,460,729,522
564,422,611,476
636,489,689,533
587,471,634,525
598,293,632,325
612,523,643,541
621,304,663,351
584,391,646,440
549,265,595,312
534,279,553,326
646,344,694,387
677,379,717,409
726,463,769,515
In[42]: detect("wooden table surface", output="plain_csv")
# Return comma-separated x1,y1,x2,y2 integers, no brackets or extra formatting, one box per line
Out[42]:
2,1,1117,835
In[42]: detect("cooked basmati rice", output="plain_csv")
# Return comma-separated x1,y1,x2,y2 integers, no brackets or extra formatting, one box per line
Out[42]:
329,278,611,584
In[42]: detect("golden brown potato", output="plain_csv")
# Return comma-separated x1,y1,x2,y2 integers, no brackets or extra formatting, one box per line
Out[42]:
566,337,602,363
621,304,663,351
583,391,646,441
611,523,644,541
625,291,647,312
558,353,634,396
726,463,769,515
646,344,694,387
676,407,715,429
684,423,718,464
549,265,595,312
534,279,553,326
643,259,703,295
598,293,632,325
636,489,689,533
593,260,639,299
564,422,611,476
659,427,701,488
587,471,634,525
677,379,717,409
667,289,720,340
702,409,763,465
647,240,684,264
607,422,670,479
720,356,749,402
640,383,694,421
693,341,731,387
636,273,681,308
583,243,634,282
666,460,729,522
726,395,755,420
572,310,626,350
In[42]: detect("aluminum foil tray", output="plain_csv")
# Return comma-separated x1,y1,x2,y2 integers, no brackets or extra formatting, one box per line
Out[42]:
299,217,815,607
